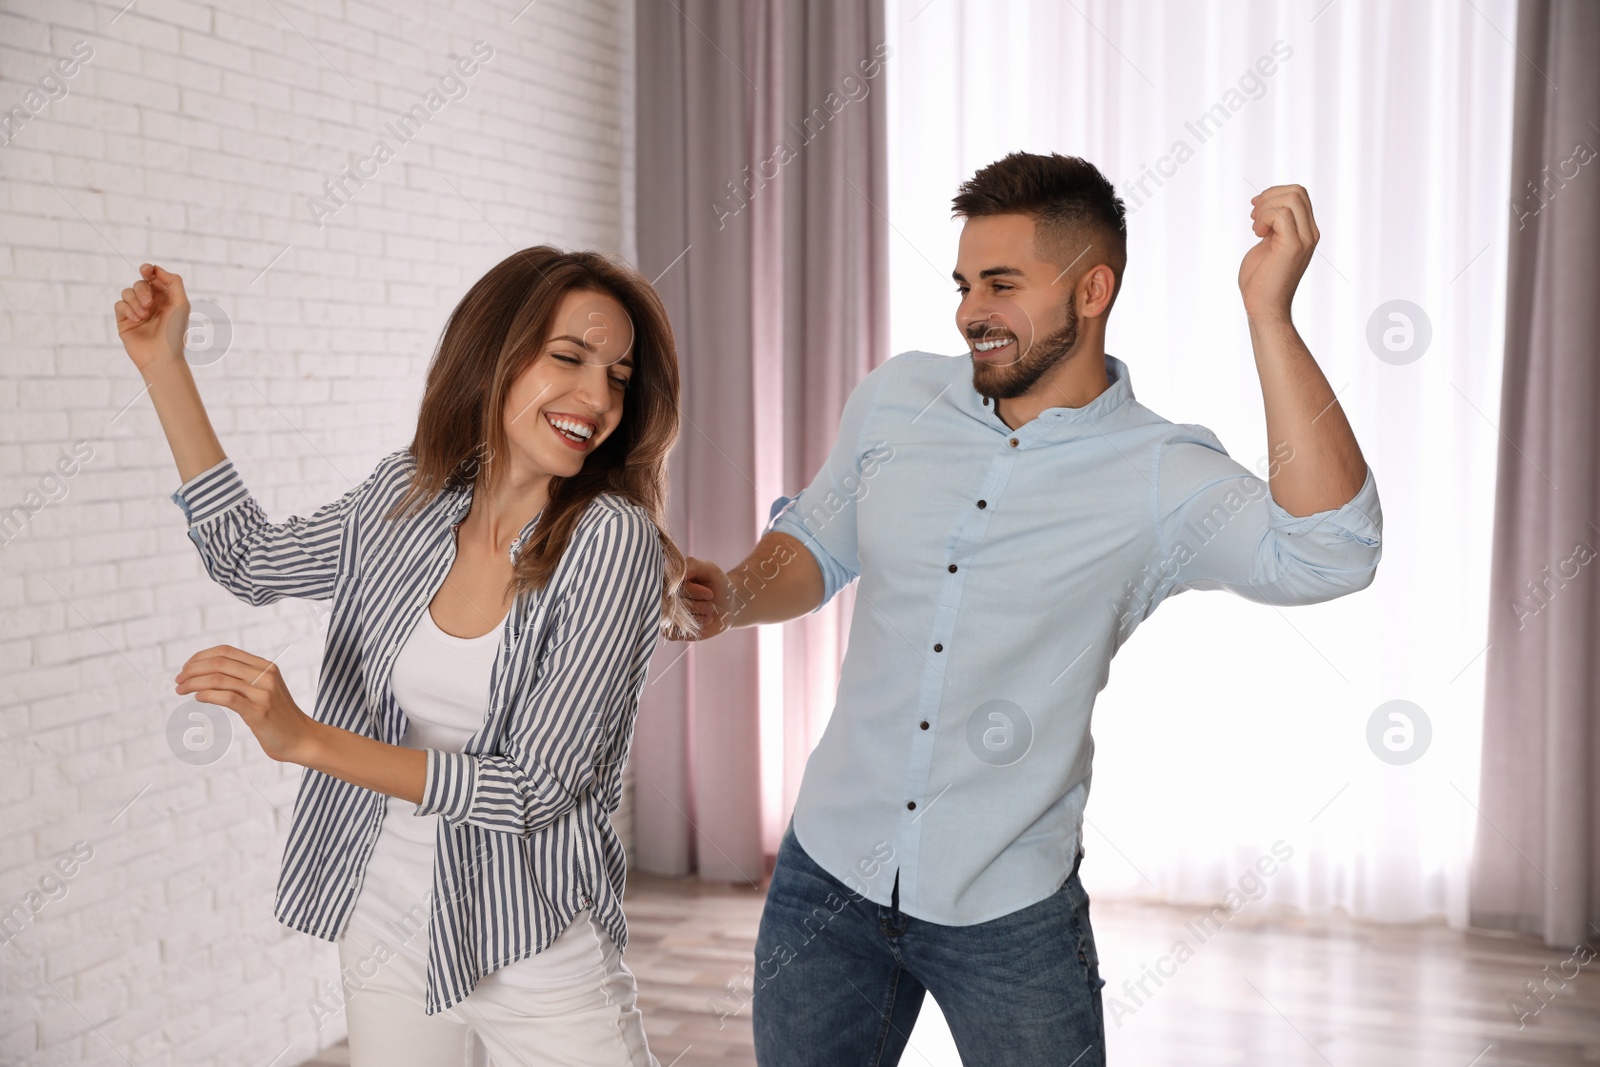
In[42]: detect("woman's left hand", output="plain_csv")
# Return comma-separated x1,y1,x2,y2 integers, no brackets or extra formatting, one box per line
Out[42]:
175,645,320,765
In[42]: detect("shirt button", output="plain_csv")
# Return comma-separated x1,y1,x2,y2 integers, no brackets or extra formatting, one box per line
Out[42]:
947,564,957,573
1009,438,1019,448
919,721,929,730
977,500,987,509
933,643,943,652
907,801,917,811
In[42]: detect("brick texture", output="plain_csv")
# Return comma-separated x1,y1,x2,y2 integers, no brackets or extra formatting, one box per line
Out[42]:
0,1,638,1063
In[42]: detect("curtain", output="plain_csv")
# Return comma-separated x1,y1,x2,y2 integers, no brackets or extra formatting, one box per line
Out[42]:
632,0,890,879
883,0,1515,926
1473,0,1600,947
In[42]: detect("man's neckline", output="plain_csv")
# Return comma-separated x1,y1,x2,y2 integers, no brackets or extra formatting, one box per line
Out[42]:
973,353,1135,430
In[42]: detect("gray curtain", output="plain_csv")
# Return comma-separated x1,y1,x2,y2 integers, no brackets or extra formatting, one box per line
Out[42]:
1473,0,1600,946
632,0,889,880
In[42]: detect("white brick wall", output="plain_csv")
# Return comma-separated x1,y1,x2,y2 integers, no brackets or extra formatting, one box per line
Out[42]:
0,1,636,1063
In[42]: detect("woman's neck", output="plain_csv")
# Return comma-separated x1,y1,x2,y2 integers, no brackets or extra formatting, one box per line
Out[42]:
464,464,551,556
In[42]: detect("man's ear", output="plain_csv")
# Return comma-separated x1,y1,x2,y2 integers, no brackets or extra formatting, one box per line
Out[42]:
1079,262,1118,318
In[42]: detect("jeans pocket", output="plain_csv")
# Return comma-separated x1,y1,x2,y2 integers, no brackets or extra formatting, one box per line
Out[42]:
1067,878,1107,996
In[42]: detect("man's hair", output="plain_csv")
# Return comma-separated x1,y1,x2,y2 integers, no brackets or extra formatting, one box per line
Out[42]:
951,152,1128,312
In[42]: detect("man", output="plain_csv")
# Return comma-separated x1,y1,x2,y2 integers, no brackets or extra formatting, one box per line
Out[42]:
678,152,1381,1065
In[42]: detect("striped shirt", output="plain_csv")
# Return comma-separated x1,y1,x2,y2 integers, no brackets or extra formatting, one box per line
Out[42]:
171,448,665,1014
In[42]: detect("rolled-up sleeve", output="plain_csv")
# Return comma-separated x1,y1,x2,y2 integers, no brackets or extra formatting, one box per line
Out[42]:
763,358,897,611
1153,427,1382,607
170,457,378,605
416,507,664,837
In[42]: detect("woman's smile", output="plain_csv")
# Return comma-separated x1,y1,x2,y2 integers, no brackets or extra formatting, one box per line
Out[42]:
545,411,597,449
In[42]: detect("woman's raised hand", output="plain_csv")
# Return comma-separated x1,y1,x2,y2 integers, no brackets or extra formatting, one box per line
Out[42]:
115,263,191,371
111,262,226,481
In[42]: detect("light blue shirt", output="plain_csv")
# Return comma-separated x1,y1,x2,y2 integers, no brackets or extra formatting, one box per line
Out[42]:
765,350,1382,925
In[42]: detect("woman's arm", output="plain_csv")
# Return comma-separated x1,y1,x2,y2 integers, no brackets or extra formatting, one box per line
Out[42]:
121,263,389,604
114,263,225,482
172,459,372,606
173,643,427,802
176,509,663,823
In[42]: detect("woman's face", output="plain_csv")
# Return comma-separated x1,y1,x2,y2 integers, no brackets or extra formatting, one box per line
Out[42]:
502,288,636,480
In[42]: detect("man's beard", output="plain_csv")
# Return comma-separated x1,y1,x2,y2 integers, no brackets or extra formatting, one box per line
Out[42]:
971,297,1080,401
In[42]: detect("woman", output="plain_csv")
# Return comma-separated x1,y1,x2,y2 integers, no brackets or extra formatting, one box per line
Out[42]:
115,248,694,1066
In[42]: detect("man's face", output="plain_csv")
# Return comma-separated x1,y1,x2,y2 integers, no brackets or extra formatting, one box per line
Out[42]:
953,214,1083,400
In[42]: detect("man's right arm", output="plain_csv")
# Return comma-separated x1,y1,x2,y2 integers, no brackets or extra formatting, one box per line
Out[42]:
672,353,906,642
678,531,824,640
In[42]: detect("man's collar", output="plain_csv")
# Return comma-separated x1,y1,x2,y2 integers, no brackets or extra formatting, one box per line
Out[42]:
966,352,1135,429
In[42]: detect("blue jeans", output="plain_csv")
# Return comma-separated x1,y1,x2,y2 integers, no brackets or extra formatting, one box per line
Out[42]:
751,823,1107,1066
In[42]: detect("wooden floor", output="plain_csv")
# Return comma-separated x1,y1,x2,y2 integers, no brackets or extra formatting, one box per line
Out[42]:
299,873,1600,1066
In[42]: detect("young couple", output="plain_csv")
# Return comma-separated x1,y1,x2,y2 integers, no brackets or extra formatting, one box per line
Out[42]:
119,152,1380,1066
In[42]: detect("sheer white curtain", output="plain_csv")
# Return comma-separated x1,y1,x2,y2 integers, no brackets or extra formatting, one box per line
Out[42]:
883,0,1514,927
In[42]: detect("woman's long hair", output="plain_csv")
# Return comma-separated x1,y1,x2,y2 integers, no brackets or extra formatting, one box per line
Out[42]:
388,246,695,639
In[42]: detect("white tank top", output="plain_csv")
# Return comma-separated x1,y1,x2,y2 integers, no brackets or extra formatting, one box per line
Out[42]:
346,605,507,948
382,606,507,847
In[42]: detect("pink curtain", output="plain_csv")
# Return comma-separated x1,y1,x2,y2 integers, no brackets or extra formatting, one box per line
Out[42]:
1473,0,1600,945
632,0,890,881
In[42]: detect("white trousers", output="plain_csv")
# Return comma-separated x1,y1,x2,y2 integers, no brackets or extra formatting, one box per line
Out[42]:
333,805,658,1067
336,908,658,1067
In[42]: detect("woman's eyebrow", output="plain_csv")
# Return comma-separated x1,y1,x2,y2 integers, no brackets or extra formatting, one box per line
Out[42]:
548,334,635,368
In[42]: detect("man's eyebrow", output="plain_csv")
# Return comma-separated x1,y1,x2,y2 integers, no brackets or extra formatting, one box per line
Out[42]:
951,266,1027,282
548,334,635,369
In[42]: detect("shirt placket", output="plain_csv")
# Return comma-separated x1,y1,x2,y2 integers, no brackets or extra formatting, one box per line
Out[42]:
892,421,1022,912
